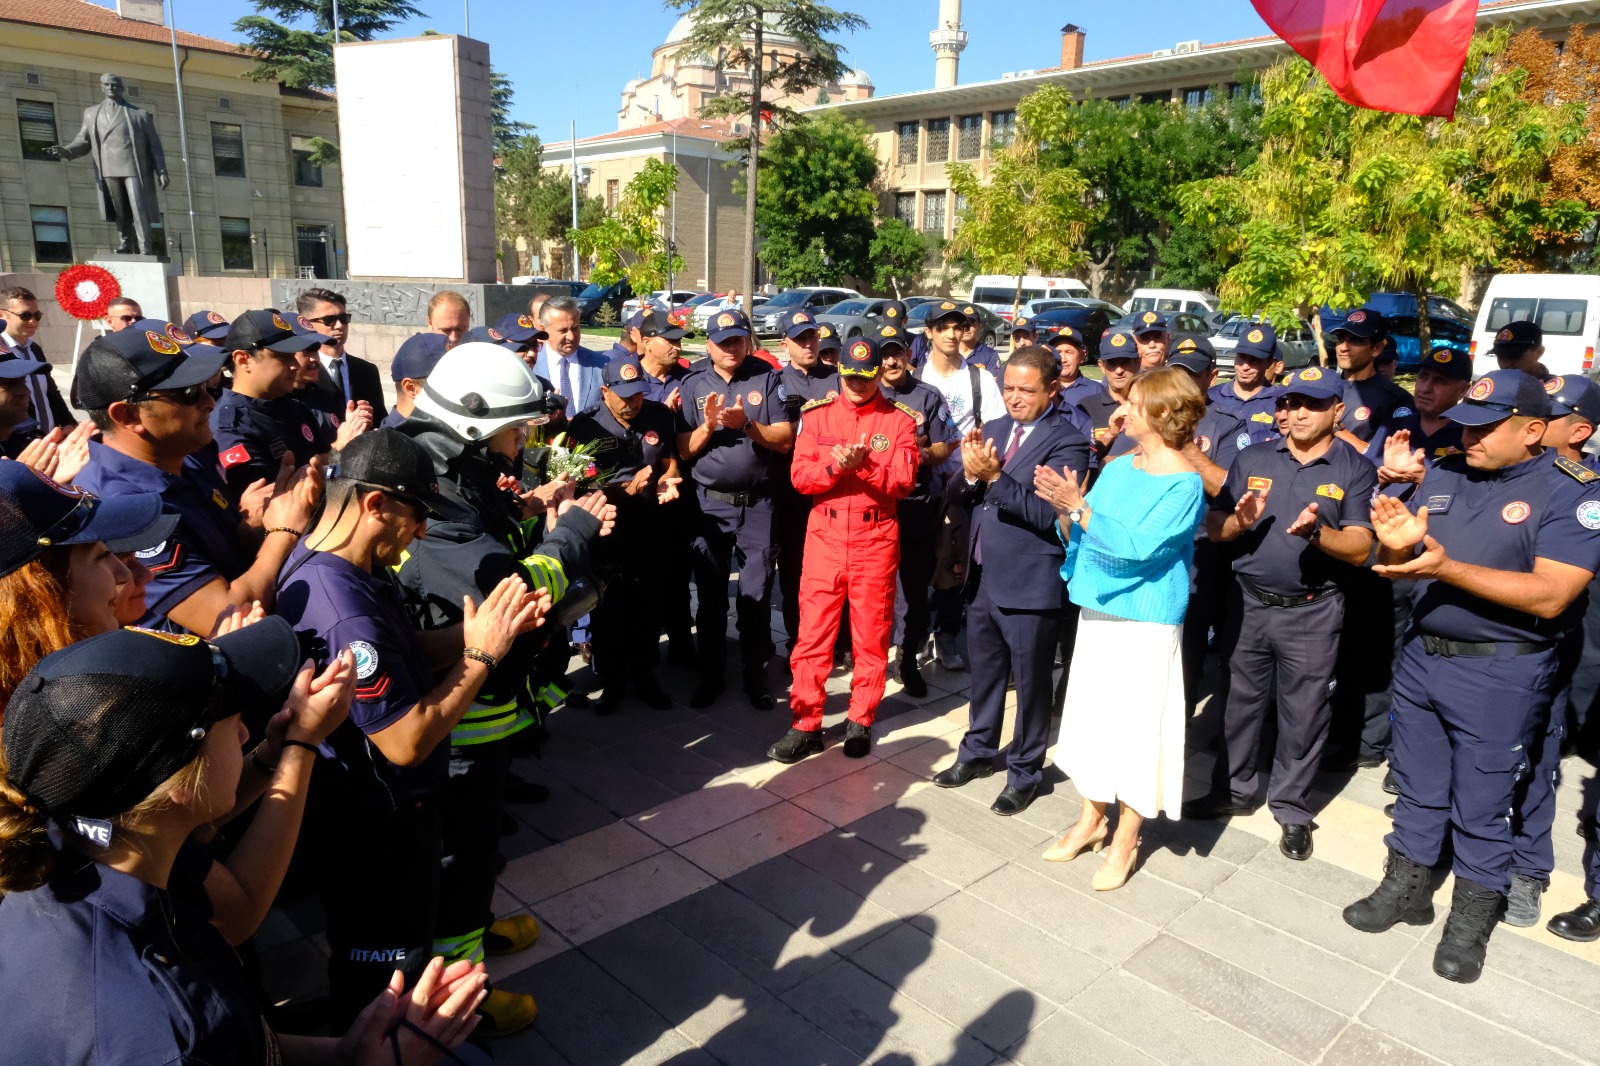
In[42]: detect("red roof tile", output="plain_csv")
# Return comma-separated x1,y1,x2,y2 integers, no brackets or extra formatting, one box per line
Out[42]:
0,0,242,57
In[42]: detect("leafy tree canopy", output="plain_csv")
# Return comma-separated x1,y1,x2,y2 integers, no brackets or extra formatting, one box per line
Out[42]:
573,158,684,291
235,0,424,90
744,111,878,286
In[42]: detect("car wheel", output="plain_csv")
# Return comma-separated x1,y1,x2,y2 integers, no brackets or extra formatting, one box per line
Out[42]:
984,331,995,347
848,327,861,339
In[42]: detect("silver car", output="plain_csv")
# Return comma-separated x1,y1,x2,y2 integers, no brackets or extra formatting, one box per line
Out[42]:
814,297,939,340
1212,315,1322,370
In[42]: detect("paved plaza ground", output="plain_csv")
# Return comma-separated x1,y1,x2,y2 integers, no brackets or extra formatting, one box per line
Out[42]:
260,631,1600,1065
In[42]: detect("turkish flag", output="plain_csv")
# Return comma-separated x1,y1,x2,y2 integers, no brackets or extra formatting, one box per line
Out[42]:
1251,0,1479,118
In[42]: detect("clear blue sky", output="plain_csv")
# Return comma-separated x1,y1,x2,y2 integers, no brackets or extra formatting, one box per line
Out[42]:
148,1,1276,139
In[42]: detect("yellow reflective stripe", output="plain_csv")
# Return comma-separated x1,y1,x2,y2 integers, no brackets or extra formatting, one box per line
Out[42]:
451,708,535,745
432,928,485,965
460,698,517,721
519,552,569,601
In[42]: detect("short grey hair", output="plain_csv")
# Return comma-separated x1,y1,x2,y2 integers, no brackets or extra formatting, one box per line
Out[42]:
540,295,580,324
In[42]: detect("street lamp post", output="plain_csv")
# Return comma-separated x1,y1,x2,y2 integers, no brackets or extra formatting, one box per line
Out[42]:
702,124,713,291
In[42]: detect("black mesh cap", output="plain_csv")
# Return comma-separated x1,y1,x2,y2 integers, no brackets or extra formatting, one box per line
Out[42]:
2,618,301,819
331,426,456,520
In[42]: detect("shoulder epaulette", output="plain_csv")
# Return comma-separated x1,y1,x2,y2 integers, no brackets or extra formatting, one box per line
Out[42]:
801,395,836,412
1555,455,1598,483
891,399,920,421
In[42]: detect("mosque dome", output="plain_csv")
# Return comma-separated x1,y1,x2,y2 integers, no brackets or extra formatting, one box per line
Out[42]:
839,67,872,88
662,12,803,50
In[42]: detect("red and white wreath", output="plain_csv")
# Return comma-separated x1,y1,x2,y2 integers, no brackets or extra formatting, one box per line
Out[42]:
54,264,122,321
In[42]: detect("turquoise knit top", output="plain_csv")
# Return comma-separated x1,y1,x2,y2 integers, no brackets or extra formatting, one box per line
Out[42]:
1060,455,1206,625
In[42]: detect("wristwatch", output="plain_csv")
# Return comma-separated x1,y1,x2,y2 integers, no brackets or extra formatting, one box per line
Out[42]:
1067,505,1086,525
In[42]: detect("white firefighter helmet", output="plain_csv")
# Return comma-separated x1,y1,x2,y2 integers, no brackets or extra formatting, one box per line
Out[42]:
412,341,557,442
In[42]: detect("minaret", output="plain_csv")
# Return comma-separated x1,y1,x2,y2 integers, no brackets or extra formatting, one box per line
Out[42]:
930,0,968,88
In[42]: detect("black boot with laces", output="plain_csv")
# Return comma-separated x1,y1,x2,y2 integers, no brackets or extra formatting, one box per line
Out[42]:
1433,877,1504,983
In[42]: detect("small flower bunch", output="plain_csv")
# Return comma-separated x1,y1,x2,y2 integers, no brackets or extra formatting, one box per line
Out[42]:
543,433,605,485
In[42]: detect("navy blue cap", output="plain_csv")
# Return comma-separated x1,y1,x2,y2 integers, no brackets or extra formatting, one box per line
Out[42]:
877,300,909,324
226,309,325,355
1011,316,1036,336
0,463,170,579
1040,325,1084,350
603,352,649,398
1418,346,1472,381
925,300,972,326
782,310,819,339
463,325,522,352
2,617,302,818
1491,320,1542,353
1131,310,1169,335
1169,335,1216,373
638,307,688,340
874,323,909,350
494,311,548,345
1099,328,1139,361
1280,365,1344,401
1446,369,1554,426
707,308,752,344
840,336,881,377
816,323,842,352
391,332,452,382
182,309,231,341
1545,374,1600,423
1233,323,1278,361
1330,308,1385,339
74,318,228,410
0,359,50,381
624,309,646,330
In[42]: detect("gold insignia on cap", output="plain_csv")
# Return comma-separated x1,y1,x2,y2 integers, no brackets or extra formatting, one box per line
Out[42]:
167,325,192,345
940,301,956,310
488,328,504,340
1496,327,1513,341
1299,367,1322,381
518,314,535,328
819,325,833,338
1246,329,1263,343
1470,378,1494,401
718,313,735,327
146,331,180,356
1348,310,1367,324
1433,350,1452,363
206,311,225,324
850,340,871,360
886,307,899,317
1110,333,1127,347
881,326,898,336
1143,312,1157,324
620,363,639,380
271,313,293,331
1546,376,1564,393
793,313,806,323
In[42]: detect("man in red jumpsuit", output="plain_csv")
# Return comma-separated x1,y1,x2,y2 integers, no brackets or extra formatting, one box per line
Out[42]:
768,336,920,764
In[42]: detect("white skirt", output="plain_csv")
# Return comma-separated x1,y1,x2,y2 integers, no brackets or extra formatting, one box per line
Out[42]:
1055,613,1187,819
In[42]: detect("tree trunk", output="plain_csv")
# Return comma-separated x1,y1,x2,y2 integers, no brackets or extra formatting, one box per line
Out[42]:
1308,304,1329,368
742,11,763,318
1415,286,1432,358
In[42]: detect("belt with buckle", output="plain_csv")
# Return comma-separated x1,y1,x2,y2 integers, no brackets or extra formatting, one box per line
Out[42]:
1419,634,1552,658
701,487,766,507
1238,576,1340,609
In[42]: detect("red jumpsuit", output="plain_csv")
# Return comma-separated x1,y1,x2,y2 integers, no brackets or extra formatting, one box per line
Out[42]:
788,389,919,731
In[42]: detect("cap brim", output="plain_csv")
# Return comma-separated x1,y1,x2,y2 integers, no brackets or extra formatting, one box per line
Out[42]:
264,332,328,354
1169,356,1213,374
104,509,179,554
1133,326,1168,336
0,360,50,379
1283,388,1343,403
1234,349,1276,362
839,366,880,377
64,491,165,548
195,325,231,340
606,380,647,397
708,328,750,343
153,348,228,391
783,325,818,339
1444,401,1514,426
211,615,302,734
647,327,688,341
1491,343,1534,355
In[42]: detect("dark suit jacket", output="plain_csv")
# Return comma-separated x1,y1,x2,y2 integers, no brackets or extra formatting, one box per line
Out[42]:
964,411,1093,611
308,353,389,424
2,338,74,429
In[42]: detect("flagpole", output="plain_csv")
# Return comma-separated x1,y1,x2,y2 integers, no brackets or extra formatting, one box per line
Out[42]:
164,0,200,273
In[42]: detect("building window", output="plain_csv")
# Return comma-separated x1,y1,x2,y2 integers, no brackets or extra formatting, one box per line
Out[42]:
291,136,322,187
1139,91,1170,105
893,192,917,225
957,114,982,159
925,118,950,163
17,100,58,161
296,224,331,278
922,191,946,234
606,179,619,210
1183,87,1213,109
220,216,253,270
990,110,1016,147
1109,96,1131,108
211,122,245,178
896,121,919,165
30,206,71,262
953,191,968,216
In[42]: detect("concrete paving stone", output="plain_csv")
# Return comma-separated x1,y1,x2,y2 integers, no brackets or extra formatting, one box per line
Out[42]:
1485,920,1600,1010
602,731,734,795
1133,818,1271,894
724,854,905,953
628,779,782,847
759,742,883,799
534,850,716,946
965,863,1158,968
499,820,664,906
657,883,839,995
1237,846,1418,912
910,890,1107,1006
846,803,1010,889
1024,842,1202,927
1166,900,1384,1016
655,718,774,772
987,780,1089,836
782,956,996,1065
851,922,1054,1053
883,735,964,779
491,885,521,918
478,1022,573,1065
897,783,1056,861
676,801,833,880
1122,934,1347,1061
1006,1007,1159,1066
689,994,863,1066
496,806,552,861
1359,979,1589,1066
540,748,683,819
483,916,572,984
1065,969,1303,1066
1207,868,1422,973
544,703,660,746
788,829,961,918
1318,1024,1448,1066
501,769,621,843
791,761,931,827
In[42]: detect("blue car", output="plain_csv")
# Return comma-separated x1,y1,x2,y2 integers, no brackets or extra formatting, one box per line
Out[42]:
1319,293,1473,369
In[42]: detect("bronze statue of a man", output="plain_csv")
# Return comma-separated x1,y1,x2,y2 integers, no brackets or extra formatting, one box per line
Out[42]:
46,73,169,255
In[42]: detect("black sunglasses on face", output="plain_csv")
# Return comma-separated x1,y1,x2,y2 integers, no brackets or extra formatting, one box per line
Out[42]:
305,313,352,327
6,311,44,322
110,314,139,324
134,383,209,407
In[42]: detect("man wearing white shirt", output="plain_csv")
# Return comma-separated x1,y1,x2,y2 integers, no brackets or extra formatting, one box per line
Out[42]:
0,286,72,432
533,295,607,417
295,287,388,422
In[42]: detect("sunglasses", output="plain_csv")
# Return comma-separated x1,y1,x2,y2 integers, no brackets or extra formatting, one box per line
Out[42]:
133,383,209,407
1282,395,1336,411
110,314,139,325
6,311,44,323
305,313,352,327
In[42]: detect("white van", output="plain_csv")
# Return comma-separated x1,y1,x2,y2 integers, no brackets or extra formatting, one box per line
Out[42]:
1471,274,1600,377
969,275,1090,320
1127,288,1218,316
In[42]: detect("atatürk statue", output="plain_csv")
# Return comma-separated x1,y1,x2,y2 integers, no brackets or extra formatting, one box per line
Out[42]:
45,73,169,256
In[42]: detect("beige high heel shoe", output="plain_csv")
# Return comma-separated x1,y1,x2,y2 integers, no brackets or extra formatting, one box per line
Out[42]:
1042,823,1108,863
1092,844,1139,891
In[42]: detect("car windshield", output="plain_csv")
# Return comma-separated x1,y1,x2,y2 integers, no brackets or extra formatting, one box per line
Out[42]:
825,300,870,315
763,291,809,309
684,293,719,307
579,283,608,298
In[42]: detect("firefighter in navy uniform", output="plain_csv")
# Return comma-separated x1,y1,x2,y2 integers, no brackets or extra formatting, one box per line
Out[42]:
1209,323,1283,446
775,309,840,654
395,341,612,1034
1343,369,1600,984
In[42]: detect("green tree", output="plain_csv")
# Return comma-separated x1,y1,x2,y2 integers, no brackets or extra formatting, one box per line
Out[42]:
491,69,533,154
667,0,867,312
946,96,1100,315
494,135,604,277
868,219,931,298
234,0,424,90
573,159,684,291
743,111,878,286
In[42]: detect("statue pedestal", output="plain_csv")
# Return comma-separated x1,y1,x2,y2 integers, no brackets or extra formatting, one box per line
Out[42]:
90,257,170,322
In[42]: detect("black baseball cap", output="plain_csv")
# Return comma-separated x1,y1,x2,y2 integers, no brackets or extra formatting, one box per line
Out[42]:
1040,325,1084,350
707,308,752,344
464,325,523,353
1491,320,1542,354
1447,370,1554,426
877,300,909,325
1011,316,1036,336
1330,308,1385,339
840,336,881,377
1545,374,1600,423
0,359,50,381
781,310,820,339
1417,346,1472,381
816,323,842,353
3,618,302,819
638,307,688,341
1099,328,1139,361
603,352,649,398
226,309,326,354
925,300,971,327
331,427,453,519
182,309,232,341
1280,365,1344,401
74,318,228,410
0,463,173,579
1168,335,1216,374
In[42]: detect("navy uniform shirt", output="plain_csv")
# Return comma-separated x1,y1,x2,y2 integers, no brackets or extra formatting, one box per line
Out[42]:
676,358,786,492
780,361,841,424
1075,388,1126,453
964,343,1002,375
1409,453,1600,643
1209,381,1281,445
277,547,441,809
211,388,332,499
1342,374,1417,456
881,376,959,501
1213,437,1378,597
640,359,692,406
75,439,248,629
568,399,678,488
1414,419,1466,464
1060,375,1107,412
0,856,277,1066
380,406,409,430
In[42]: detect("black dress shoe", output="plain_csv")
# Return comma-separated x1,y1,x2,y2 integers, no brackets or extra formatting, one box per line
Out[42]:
1547,898,1600,942
634,678,673,710
745,682,775,710
1383,801,1395,817
1181,796,1258,820
1279,823,1313,861
565,690,591,709
503,774,550,805
933,760,995,789
1355,752,1386,769
689,677,724,709
594,688,623,715
991,784,1036,816
767,727,824,763
842,720,872,758
1382,769,1399,796
899,654,928,698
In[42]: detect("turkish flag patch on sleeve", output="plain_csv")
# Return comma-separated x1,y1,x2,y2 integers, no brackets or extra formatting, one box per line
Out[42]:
219,444,251,468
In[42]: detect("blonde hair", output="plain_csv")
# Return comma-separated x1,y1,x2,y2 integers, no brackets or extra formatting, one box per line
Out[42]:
0,551,80,721
1129,367,1205,450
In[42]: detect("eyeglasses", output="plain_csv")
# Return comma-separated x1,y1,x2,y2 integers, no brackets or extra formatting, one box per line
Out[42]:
110,314,139,325
1282,395,1336,411
5,311,43,323
133,383,209,407
305,313,352,327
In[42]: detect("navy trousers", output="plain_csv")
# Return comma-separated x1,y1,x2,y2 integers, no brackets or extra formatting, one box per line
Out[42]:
1387,636,1558,894
957,578,1062,791
691,491,778,676
1509,626,1581,883
893,497,939,654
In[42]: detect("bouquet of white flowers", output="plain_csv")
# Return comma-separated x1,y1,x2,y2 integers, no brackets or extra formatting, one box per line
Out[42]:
542,432,605,486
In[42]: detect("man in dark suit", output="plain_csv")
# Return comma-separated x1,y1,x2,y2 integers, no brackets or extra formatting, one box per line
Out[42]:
1,286,73,432
933,345,1093,815
295,288,389,423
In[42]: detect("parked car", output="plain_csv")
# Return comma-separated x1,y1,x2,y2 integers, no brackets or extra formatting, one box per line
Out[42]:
754,287,862,336
621,289,704,321
1211,315,1320,370
691,292,771,329
1127,288,1219,316
1023,305,1118,361
1318,292,1473,370
1018,298,1081,319
1470,274,1600,376
969,274,1090,321
575,279,633,324
904,301,1014,348
1112,309,1212,348
815,297,927,340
